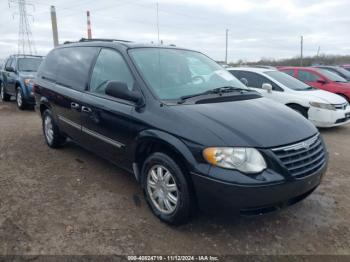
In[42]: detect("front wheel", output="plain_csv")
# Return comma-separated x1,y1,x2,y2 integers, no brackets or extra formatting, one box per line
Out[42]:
16,88,27,110
0,82,11,102
142,152,194,225
42,110,66,148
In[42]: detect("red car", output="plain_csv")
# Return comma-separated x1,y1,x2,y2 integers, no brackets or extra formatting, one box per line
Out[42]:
279,67,350,101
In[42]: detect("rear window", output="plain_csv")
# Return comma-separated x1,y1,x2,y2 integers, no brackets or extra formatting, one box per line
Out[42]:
38,46,99,90
37,50,60,81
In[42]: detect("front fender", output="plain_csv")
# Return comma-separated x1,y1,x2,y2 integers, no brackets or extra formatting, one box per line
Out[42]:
132,129,209,175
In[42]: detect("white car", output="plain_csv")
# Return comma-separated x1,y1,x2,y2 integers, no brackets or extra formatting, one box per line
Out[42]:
228,67,350,128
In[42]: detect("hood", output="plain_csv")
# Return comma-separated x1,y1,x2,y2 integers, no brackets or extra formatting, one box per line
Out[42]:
297,89,347,104
18,71,36,79
172,97,317,148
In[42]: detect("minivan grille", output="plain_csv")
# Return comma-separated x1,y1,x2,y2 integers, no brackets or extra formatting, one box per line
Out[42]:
272,134,326,179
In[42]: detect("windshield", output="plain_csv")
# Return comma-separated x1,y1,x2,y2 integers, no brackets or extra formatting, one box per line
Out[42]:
18,58,42,72
129,48,247,100
316,68,347,82
329,67,350,79
265,71,313,91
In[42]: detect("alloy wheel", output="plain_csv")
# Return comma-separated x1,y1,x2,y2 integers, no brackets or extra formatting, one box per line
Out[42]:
0,83,4,100
17,90,22,107
147,165,179,214
44,115,54,144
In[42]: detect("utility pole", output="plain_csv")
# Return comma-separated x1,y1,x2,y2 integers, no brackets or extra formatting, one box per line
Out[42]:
87,11,92,39
225,29,229,64
156,2,160,45
9,0,36,55
300,35,303,66
50,6,59,47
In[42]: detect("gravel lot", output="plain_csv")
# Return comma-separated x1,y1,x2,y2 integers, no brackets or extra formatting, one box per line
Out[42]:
0,100,349,256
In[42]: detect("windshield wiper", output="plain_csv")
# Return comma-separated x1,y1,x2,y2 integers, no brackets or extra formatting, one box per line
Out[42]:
179,86,250,103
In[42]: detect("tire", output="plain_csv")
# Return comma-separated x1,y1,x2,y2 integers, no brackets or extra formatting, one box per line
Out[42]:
141,152,194,225
16,88,27,110
288,104,308,118
0,82,11,102
42,109,66,148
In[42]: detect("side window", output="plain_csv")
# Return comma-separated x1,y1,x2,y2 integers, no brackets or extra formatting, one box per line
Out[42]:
90,49,134,95
229,70,242,80
298,70,320,82
56,47,99,91
10,58,16,69
37,50,60,81
5,58,12,70
282,69,294,76
238,71,266,89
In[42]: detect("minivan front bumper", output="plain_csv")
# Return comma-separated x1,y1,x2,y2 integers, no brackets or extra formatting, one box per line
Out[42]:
191,162,327,215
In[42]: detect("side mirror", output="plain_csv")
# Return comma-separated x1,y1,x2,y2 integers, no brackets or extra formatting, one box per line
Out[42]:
240,78,248,86
262,83,273,93
5,66,15,72
105,81,143,105
317,79,326,84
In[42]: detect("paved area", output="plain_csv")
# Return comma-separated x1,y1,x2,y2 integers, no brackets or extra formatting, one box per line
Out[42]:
0,101,349,255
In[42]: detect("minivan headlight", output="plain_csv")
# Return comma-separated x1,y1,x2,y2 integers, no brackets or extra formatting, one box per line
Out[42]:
203,147,266,173
309,102,336,111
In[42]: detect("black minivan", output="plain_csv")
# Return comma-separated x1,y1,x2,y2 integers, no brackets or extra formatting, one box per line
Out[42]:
34,39,328,224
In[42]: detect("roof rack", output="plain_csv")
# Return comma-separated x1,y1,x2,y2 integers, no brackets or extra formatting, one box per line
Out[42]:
79,38,132,43
12,54,43,58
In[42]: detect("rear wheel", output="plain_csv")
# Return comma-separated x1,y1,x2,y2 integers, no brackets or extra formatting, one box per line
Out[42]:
288,104,308,118
142,152,194,225
42,109,66,148
0,82,11,102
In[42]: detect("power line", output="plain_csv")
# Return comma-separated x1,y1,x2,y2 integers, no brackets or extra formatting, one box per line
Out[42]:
9,0,37,55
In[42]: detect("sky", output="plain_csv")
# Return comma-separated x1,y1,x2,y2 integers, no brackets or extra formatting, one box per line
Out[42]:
0,0,349,63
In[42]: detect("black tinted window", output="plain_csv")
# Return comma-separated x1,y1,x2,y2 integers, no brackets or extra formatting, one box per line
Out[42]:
238,71,266,88
90,48,134,94
56,47,99,91
37,50,60,81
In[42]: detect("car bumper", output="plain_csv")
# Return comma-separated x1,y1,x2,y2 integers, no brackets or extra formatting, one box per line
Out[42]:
191,162,327,215
23,85,36,105
309,106,350,127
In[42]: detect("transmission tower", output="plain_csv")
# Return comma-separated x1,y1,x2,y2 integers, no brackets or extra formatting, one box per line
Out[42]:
9,0,37,55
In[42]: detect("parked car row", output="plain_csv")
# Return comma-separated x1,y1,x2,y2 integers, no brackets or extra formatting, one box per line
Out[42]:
229,67,350,127
279,66,350,102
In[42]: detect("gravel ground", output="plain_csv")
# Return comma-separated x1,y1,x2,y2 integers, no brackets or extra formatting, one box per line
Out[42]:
0,101,349,256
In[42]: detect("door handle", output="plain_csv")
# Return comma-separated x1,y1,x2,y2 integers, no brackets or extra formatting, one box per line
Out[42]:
71,102,80,110
81,106,92,113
